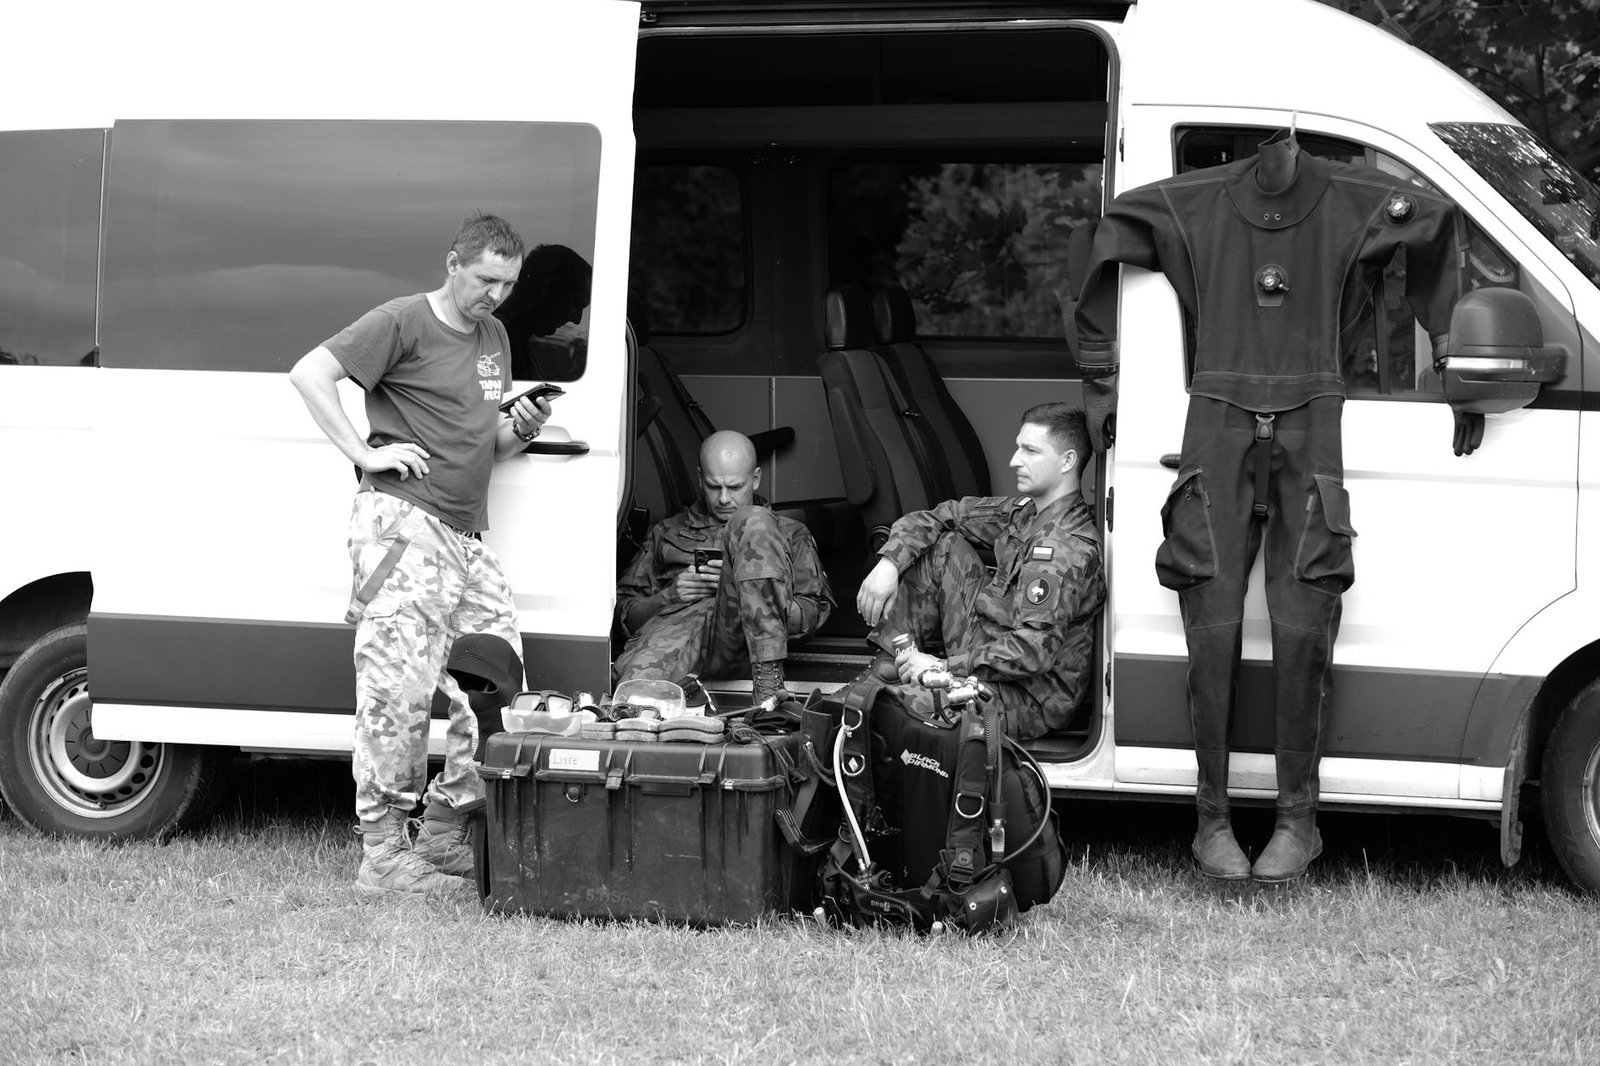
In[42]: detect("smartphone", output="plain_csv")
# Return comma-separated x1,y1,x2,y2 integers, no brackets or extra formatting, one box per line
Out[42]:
693,548,724,571
498,382,566,414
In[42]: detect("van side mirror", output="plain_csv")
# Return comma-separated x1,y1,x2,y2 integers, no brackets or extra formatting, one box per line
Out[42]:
1437,288,1566,414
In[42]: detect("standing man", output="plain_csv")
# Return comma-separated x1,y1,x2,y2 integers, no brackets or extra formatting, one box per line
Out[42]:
289,212,550,898
615,430,834,705
856,403,1104,740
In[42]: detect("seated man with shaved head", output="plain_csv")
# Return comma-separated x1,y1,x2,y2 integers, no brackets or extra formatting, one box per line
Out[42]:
615,430,835,704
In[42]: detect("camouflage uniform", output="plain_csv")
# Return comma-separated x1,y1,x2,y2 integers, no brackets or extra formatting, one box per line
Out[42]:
872,494,1104,739
614,501,834,683
347,489,520,828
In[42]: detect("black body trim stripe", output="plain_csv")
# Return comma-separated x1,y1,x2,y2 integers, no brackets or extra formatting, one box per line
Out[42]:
1113,654,1533,766
86,614,610,713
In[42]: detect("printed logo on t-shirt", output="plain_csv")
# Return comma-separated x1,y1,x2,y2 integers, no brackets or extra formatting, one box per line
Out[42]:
477,352,505,403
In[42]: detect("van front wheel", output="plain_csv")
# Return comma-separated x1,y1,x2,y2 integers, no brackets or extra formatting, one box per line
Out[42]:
1541,680,1600,894
0,624,225,839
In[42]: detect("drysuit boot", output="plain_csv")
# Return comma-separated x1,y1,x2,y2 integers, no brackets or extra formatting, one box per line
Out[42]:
1252,749,1323,882
1191,749,1249,881
751,659,787,706
412,799,482,877
356,809,471,899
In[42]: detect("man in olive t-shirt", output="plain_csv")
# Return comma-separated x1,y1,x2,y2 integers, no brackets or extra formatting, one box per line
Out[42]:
289,212,552,899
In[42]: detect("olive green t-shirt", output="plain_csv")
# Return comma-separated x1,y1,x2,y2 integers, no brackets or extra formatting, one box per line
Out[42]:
324,293,512,532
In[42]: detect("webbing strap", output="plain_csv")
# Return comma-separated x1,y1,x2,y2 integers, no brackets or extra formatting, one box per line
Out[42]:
984,698,1006,860
939,706,989,890
344,507,425,625
837,680,880,839
1251,413,1276,519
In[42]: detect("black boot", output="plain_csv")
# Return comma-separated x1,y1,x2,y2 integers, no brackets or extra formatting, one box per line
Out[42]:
1193,808,1251,881
1251,805,1322,882
1253,746,1323,882
751,659,787,706
1191,748,1249,880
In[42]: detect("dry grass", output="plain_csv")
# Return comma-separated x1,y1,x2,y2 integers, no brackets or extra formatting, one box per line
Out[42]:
1,757,1597,1066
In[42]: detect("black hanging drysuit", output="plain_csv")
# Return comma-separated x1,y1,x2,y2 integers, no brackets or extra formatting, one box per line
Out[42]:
1073,143,1461,831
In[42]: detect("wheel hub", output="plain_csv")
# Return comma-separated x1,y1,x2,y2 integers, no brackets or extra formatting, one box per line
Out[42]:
27,666,166,818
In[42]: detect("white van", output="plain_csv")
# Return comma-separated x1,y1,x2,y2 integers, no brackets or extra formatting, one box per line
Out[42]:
4,0,1599,893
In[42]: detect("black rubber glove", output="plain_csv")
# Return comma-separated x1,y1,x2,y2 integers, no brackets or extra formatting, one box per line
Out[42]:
1452,409,1484,457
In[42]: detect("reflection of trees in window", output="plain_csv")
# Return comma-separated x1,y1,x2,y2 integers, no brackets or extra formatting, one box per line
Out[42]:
830,163,1102,338
1434,122,1600,288
629,165,746,334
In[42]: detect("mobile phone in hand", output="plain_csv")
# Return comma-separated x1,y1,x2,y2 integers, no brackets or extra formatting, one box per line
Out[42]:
498,382,566,414
693,548,724,571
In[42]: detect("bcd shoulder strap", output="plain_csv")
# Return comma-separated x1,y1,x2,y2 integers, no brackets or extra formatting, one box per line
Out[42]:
935,705,989,890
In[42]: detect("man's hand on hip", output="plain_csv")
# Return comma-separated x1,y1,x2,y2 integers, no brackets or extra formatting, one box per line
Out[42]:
361,442,430,481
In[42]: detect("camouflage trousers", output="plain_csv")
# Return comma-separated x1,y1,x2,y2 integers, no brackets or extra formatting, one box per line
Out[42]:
614,507,805,683
871,533,1048,739
346,491,521,831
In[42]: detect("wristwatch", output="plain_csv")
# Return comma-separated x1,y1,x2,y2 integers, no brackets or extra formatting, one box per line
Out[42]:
513,422,541,444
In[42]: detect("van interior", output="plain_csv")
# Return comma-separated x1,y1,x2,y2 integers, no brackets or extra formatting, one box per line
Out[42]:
617,21,1113,757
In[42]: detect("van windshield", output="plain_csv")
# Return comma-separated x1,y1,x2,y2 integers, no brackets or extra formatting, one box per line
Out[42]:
1433,122,1600,291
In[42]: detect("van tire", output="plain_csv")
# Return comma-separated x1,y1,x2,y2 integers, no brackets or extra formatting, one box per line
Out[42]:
1540,679,1600,894
0,624,225,840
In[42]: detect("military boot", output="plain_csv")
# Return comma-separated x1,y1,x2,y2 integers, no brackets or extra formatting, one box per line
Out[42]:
1191,749,1249,880
356,809,472,899
751,659,787,706
412,799,481,877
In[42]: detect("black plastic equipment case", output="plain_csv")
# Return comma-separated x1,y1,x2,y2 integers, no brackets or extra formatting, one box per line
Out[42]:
475,730,810,924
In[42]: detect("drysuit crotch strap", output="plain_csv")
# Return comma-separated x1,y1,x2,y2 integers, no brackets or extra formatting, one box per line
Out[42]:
1252,413,1276,518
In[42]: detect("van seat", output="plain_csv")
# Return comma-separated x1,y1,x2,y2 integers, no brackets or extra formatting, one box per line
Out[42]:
818,284,953,543
870,284,990,499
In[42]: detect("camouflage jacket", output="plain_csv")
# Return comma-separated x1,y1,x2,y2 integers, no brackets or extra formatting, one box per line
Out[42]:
617,499,834,637
879,493,1105,710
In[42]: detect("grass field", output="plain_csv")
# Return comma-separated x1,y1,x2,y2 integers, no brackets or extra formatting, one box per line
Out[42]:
1,757,1597,1066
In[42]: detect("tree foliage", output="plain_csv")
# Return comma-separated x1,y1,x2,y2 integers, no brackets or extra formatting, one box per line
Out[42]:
1325,0,1600,177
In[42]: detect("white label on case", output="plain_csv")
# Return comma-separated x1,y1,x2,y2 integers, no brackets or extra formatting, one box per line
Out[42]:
548,749,600,772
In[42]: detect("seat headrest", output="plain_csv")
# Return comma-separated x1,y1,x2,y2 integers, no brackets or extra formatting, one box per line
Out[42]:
824,285,876,350
870,285,916,344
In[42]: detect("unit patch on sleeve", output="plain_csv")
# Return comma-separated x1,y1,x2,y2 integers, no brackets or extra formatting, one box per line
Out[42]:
1026,577,1051,604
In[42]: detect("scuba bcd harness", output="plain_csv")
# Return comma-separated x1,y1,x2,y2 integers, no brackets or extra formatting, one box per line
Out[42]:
786,674,1054,935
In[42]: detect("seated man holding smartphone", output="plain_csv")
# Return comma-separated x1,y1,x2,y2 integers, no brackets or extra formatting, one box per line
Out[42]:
614,430,835,705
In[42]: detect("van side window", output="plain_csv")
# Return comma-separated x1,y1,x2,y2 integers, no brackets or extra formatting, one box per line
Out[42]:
1176,127,1521,400
827,161,1103,339
100,121,602,375
629,164,746,335
0,129,104,368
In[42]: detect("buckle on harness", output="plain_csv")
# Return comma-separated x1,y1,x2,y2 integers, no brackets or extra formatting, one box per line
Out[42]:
1254,413,1276,441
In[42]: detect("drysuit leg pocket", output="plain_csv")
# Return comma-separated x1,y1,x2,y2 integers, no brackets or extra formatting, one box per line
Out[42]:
1155,469,1218,591
1293,474,1357,594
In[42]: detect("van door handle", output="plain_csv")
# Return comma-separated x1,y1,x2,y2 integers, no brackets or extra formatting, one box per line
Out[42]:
522,440,590,456
1159,453,1181,470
